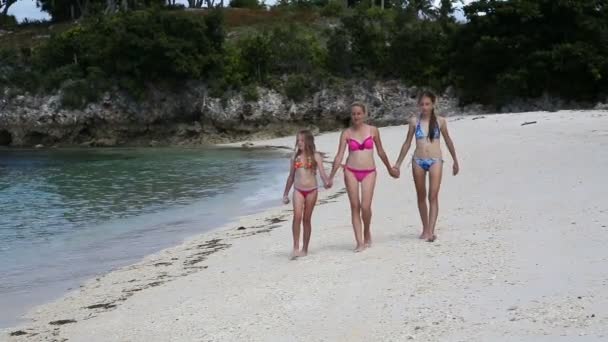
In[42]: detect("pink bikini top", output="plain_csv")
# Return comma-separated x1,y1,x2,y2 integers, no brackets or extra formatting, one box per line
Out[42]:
347,135,374,151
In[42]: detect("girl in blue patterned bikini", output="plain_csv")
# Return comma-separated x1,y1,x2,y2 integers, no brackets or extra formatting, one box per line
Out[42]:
392,91,460,242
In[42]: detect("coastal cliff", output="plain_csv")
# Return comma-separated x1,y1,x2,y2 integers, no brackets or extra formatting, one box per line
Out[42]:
0,81,465,147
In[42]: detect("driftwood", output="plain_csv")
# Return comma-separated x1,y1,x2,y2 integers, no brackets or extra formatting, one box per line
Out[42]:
521,121,538,126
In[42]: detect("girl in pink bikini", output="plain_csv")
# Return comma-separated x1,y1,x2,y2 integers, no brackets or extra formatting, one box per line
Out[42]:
328,102,397,252
282,130,330,259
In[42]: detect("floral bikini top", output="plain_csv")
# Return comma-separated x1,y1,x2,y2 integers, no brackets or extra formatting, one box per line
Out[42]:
294,155,314,170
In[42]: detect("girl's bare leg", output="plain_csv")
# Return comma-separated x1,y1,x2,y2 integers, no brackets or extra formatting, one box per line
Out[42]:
360,172,377,248
412,162,429,239
344,170,365,252
301,190,318,256
427,161,443,242
291,191,305,259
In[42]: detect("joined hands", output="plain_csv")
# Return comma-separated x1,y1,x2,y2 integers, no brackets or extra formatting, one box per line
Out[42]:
389,165,400,179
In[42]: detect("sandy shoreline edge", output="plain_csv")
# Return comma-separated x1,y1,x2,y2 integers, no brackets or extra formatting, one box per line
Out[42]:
3,110,608,341
1,139,344,339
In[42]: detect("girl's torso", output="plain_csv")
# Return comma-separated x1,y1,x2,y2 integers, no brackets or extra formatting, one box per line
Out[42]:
345,125,376,169
293,153,318,189
413,115,443,159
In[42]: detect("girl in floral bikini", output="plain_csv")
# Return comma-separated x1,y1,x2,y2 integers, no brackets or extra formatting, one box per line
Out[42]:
282,130,330,259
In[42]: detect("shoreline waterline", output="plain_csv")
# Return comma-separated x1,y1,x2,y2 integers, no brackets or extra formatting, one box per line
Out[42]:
0,145,294,329
4,111,608,341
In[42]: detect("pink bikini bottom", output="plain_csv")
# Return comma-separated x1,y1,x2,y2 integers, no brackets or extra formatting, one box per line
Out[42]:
345,166,376,182
295,187,318,199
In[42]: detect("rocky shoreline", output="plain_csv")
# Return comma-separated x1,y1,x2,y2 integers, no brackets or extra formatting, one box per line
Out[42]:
0,80,464,148
2,79,604,148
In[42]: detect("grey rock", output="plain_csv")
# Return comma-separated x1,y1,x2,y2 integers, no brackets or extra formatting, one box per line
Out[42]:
0,80,468,147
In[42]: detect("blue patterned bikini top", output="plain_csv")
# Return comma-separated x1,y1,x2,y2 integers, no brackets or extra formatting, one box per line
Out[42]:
415,115,440,140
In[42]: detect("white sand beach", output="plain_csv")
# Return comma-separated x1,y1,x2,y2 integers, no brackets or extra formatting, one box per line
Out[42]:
3,110,608,341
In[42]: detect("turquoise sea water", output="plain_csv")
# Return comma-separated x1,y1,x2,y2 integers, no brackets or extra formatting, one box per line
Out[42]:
0,147,287,328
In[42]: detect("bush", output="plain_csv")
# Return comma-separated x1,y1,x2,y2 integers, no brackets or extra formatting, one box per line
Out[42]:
0,15,18,29
60,79,99,109
164,3,186,10
0,48,39,91
284,74,315,102
268,25,324,75
31,9,222,99
275,0,327,9
326,27,352,76
243,84,260,101
388,20,448,88
239,32,273,83
211,44,246,91
320,0,344,17
41,64,83,91
340,7,394,75
453,0,608,104
229,0,263,9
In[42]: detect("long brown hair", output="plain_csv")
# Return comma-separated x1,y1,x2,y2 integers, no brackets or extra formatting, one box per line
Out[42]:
418,90,438,143
295,129,317,170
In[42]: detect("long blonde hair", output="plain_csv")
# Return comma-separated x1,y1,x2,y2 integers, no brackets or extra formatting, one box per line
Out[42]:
351,101,368,115
294,129,317,170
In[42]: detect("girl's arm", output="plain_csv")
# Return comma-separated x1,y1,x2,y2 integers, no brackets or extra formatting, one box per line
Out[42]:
329,130,348,182
372,126,395,177
282,157,296,203
439,117,459,175
394,118,416,169
315,152,330,188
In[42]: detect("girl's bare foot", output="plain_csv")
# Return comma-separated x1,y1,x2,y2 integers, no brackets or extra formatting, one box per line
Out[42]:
300,249,308,257
354,244,366,253
290,249,302,260
426,235,437,242
364,231,372,248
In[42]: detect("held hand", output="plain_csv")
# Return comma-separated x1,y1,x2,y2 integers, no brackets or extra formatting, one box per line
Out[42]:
453,161,460,176
282,195,290,204
389,166,400,178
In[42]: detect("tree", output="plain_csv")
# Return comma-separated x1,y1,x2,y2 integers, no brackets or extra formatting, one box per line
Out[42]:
229,0,262,8
187,0,203,7
1,0,18,17
239,33,272,83
38,0,164,21
326,27,353,76
438,0,458,25
389,20,447,87
341,8,393,74
453,0,608,104
268,25,322,75
38,0,108,21
404,0,436,20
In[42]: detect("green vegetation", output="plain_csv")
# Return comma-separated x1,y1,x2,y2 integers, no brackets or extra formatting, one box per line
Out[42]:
1,0,608,109
451,0,608,105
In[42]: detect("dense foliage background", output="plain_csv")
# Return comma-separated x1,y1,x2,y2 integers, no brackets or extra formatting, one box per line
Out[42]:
1,0,607,109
